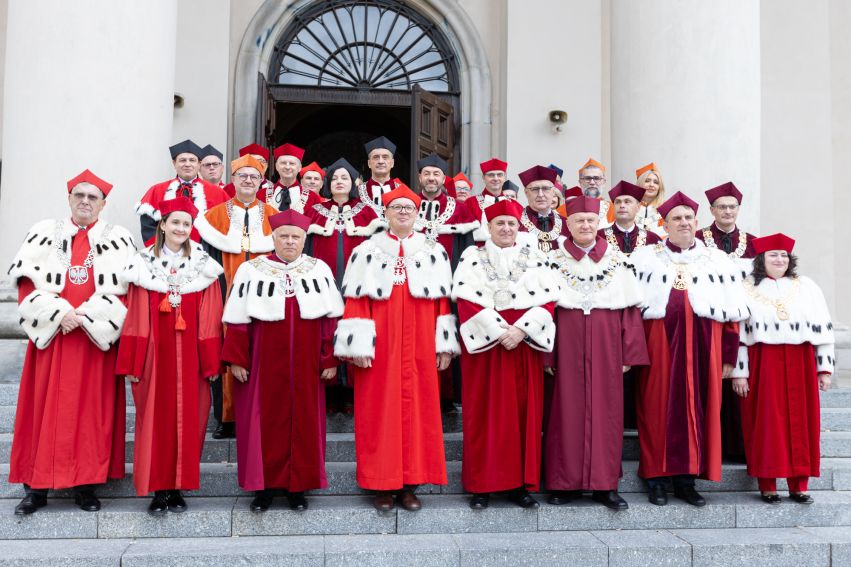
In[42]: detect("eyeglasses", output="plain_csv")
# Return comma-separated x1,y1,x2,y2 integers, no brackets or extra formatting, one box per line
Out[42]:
580,176,604,183
235,173,262,182
387,204,416,213
201,162,223,168
527,185,554,194
712,204,739,211
70,193,102,202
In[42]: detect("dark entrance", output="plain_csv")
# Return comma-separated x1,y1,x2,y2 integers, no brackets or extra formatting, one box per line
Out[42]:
257,0,460,185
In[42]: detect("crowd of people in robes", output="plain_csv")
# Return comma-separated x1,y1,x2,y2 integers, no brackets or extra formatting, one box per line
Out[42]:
6,135,836,518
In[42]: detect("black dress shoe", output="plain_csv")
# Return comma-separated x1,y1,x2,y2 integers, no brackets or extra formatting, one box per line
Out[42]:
14,494,47,515
74,490,101,512
212,422,235,439
648,484,668,506
592,490,628,511
148,491,169,516
167,490,187,513
761,493,781,505
507,489,540,509
547,490,582,505
469,493,490,509
673,486,706,507
250,491,274,512
790,492,814,504
287,492,308,511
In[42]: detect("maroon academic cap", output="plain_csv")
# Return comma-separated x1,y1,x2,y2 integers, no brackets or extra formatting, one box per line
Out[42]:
657,191,700,219
704,181,743,205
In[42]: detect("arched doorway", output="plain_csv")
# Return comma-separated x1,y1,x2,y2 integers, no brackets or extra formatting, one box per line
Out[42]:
234,0,493,185
257,0,460,185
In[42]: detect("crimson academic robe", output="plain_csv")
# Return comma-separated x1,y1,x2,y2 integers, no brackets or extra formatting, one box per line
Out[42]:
630,240,748,481
696,222,757,460
8,218,134,489
452,240,559,493
544,237,648,490
334,231,460,490
221,254,344,491
414,192,479,262
116,244,223,495
518,207,569,253
306,199,384,287
734,275,834,481
135,176,229,245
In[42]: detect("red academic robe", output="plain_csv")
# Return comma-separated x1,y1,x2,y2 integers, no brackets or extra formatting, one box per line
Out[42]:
597,225,662,255
518,207,569,253
116,251,223,495
336,232,456,490
740,342,821,479
637,291,739,481
696,223,757,460
221,255,339,491
458,301,552,493
9,229,126,489
135,177,229,245
544,238,649,491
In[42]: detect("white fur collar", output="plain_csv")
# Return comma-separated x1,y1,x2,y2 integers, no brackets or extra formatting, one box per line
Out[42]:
739,275,833,346
121,242,223,294
193,200,274,254
8,217,136,296
451,240,560,310
135,178,210,221
223,254,344,323
341,231,452,300
548,240,644,313
630,240,749,322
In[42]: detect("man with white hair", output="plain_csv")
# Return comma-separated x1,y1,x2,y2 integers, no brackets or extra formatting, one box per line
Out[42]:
8,170,135,514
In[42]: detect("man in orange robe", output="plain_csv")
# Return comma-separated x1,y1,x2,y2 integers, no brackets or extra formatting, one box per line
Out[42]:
334,184,460,512
630,192,748,507
8,170,135,514
195,155,276,438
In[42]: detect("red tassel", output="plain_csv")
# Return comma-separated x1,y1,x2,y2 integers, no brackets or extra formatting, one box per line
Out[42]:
159,295,172,313
174,305,187,332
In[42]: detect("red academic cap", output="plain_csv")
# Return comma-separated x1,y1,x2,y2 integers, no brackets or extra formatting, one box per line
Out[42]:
160,196,199,219
381,183,421,208
753,233,795,254
480,158,508,174
563,186,583,199
273,143,305,162
269,209,311,232
454,172,473,190
704,181,743,205
657,191,700,219
299,161,325,179
609,180,645,202
635,162,657,179
238,143,270,161
565,196,601,217
484,199,523,221
67,169,113,197
579,157,606,174
518,165,558,187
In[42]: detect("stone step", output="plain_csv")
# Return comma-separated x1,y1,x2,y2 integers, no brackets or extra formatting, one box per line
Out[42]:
0,458,848,500
820,386,851,408
0,492,849,540
821,407,851,431
1,528,849,567
821,431,851,457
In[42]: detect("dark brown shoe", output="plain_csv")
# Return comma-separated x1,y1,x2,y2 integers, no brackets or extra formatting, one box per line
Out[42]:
398,488,422,511
373,491,395,512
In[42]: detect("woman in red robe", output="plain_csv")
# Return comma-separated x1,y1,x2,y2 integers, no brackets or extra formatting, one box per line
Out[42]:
451,199,559,510
117,197,223,515
305,158,383,414
731,233,834,504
